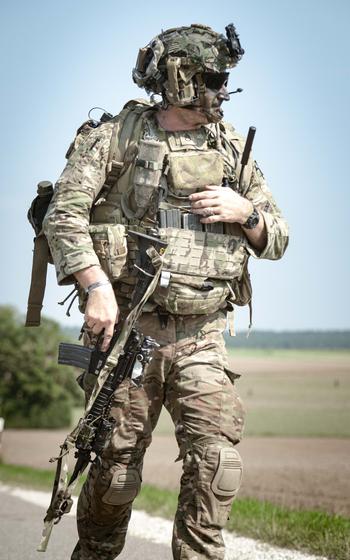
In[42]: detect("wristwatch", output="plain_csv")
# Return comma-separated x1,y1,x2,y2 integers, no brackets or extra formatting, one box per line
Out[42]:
242,207,260,229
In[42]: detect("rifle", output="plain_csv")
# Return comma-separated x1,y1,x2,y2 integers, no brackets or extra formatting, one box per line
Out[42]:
37,230,167,552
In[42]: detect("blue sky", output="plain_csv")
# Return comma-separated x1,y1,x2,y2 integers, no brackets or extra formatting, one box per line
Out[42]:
1,0,349,331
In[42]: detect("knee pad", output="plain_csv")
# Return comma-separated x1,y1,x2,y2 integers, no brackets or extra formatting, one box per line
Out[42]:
211,447,243,499
102,467,141,506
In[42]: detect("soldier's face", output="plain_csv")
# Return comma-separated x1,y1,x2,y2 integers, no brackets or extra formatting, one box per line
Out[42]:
203,84,230,120
191,73,230,122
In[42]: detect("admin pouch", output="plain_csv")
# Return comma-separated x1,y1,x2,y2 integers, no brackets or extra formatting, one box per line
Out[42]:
151,227,248,314
167,150,224,194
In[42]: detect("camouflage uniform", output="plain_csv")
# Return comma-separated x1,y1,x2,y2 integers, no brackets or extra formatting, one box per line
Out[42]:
43,23,289,560
70,311,244,560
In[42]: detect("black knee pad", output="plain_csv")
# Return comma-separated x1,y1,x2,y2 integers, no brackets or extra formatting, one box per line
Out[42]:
102,466,141,506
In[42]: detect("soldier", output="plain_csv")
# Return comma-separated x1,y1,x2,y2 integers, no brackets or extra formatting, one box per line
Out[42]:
43,23,288,560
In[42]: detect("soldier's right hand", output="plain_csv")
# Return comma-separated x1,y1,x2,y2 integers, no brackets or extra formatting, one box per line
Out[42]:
85,284,119,351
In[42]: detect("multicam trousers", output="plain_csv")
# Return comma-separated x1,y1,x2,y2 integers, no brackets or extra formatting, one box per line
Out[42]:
71,310,245,560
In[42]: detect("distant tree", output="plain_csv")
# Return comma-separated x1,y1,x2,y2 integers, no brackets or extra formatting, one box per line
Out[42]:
224,329,350,349
0,306,83,428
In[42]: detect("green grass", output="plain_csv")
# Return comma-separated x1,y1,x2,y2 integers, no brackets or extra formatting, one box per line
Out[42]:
0,463,86,495
0,463,55,489
136,488,350,560
236,351,350,438
0,463,349,560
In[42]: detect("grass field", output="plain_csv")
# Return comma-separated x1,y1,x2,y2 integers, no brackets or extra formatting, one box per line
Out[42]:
154,349,350,438
1,463,349,560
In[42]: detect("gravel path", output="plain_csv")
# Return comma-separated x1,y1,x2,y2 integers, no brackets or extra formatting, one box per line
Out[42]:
0,486,172,560
0,485,327,560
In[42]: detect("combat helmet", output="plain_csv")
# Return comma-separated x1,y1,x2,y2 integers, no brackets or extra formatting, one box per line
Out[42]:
132,23,244,108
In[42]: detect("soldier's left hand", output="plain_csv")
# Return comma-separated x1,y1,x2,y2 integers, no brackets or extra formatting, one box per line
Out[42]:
190,185,253,224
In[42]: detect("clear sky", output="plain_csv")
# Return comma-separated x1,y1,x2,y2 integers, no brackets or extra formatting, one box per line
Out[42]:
1,0,349,331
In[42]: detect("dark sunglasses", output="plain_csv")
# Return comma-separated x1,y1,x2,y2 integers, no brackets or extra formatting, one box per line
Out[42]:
202,72,229,90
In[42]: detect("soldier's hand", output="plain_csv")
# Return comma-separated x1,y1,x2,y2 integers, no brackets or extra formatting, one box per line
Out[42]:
84,284,119,351
189,185,253,224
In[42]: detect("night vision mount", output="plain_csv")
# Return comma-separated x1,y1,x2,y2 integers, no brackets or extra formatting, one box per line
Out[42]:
225,23,245,62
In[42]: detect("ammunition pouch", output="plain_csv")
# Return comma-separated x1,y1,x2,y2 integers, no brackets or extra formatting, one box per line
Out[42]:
153,273,231,315
158,228,246,279
149,228,247,314
132,138,167,216
88,223,128,281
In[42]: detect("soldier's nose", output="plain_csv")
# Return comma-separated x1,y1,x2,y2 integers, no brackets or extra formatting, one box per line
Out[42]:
217,86,230,102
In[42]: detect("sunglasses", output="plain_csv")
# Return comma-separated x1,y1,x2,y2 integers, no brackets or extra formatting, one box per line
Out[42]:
202,72,229,90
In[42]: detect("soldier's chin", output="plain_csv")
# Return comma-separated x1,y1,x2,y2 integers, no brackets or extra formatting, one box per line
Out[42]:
204,106,224,123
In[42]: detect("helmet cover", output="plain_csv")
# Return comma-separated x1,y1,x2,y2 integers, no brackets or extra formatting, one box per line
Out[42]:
133,23,244,106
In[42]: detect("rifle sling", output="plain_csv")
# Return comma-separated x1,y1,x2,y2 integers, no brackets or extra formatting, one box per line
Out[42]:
37,245,164,551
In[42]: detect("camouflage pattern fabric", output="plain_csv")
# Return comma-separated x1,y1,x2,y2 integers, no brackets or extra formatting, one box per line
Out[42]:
43,122,114,285
71,310,245,560
42,104,288,558
244,162,289,260
158,228,246,279
132,24,243,96
43,111,288,289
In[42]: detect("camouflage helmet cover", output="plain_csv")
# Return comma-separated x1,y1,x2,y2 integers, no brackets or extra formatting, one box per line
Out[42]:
132,23,244,105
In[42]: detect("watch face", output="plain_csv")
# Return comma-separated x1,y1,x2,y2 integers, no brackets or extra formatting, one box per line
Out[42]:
243,207,260,229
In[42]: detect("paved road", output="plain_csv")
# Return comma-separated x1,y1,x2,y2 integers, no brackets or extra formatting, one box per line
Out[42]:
0,491,172,560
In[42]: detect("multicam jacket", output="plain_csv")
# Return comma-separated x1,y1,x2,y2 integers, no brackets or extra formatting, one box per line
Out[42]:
43,100,289,315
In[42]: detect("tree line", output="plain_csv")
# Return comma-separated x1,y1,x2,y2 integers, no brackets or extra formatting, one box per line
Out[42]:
225,330,350,349
1,304,348,430
0,305,82,429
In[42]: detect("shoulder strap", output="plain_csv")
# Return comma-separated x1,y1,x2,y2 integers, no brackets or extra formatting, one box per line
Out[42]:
98,100,155,194
117,101,154,161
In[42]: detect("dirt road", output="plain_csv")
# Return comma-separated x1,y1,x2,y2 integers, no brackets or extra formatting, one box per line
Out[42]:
2,430,350,517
